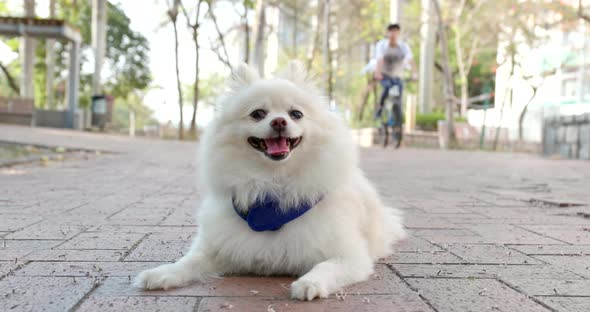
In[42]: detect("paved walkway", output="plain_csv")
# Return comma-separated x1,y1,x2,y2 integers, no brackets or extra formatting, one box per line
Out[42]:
1,124,589,312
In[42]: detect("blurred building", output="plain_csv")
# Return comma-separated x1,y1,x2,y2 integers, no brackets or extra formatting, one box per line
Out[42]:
469,1,590,143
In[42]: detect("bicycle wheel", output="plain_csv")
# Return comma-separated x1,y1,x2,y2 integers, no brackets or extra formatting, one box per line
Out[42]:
392,100,403,148
382,123,389,147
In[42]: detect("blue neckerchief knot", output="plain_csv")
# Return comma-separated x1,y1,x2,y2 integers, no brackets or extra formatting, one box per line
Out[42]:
232,195,321,232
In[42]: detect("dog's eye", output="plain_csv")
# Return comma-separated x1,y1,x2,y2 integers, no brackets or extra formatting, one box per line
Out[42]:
250,109,267,121
289,110,303,120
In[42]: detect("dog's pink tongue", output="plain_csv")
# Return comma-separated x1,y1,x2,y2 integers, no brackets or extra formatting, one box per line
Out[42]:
264,137,289,155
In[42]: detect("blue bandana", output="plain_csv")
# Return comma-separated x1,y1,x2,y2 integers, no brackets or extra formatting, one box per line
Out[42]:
232,195,321,232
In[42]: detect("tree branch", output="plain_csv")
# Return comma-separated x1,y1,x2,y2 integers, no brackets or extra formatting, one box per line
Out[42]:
0,61,20,94
465,36,480,75
207,38,233,69
580,0,590,22
206,0,233,70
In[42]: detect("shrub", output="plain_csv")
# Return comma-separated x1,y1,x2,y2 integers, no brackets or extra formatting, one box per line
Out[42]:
415,112,466,131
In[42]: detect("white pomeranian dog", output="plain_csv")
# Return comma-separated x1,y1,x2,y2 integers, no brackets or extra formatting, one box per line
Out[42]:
134,61,406,300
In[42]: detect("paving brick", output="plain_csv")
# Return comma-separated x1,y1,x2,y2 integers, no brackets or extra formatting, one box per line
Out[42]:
507,244,590,255
537,297,590,312
0,215,42,231
77,296,199,312
56,231,146,250
464,225,565,244
519,225,590,244
23,249,124,262
392,264,582,279
196,295,433,312
97,265,412,299
160,208,198,226
4,125,590,310
395,235,443,253
411,228,483,244
406,278,549,312
344,264,421,295
403,213,457,229
95,276,294,297
379,251,463,264
124,239,191,262
0,276,97,311
0,261,22,278
446,244,542,264
503,278,590,296
15,261,164,277
0,239,62,260
5,223,87,240
532,255,590,278
109,207,173,225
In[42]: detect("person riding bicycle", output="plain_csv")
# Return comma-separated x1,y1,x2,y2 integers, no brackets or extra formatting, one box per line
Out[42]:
374,24,417,147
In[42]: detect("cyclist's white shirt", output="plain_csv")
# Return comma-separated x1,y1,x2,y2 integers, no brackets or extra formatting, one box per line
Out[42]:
375,39,413,77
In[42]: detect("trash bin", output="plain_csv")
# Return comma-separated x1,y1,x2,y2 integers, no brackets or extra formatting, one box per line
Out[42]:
91,95,107,129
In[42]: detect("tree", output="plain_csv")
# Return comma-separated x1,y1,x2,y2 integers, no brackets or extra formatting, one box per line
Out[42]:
180,0,205,138
206,0,233,70
46,0,57,108
166,0,185,140
450,0,493,117
432,0,456,146
252,0,267,75
0,62,20,94
489,0,576,149
579,0,590,22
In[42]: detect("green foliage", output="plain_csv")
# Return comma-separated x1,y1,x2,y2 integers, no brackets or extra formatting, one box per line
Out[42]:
0,0,152,108
103,3,152,98
358,0,389,42
112,92,158,130
182,73,226,107
243,0,255,9
415,111,465,131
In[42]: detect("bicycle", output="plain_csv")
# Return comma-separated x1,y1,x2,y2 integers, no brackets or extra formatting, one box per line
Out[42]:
375,79,404,148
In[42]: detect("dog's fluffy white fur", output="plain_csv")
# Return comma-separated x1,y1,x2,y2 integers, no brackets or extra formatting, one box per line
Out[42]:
134,61,406,300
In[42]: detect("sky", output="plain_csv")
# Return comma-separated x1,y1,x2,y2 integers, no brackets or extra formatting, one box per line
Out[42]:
0,0,242,126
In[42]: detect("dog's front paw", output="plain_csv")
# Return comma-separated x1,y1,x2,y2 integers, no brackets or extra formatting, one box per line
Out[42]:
290,279,329,301
134,264,188,290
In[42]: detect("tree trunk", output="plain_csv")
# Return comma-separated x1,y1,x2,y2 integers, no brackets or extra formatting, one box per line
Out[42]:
0,62,20,94
518,86,537,141
46,0,56,108
243,0,250,63
358,77,375,122
455,29,469,117
453,0,467,117
20,0,36,99
493,50,516,150
323,0,332,101
432,0,456,147
252,0,266,75
460,82,468,116
169,1,184,140
188,0,203,138
129,106,136,137
292,0,298,57
306,0,324,70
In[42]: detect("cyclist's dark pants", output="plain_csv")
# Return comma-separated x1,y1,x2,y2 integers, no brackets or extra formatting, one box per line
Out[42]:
376,75,403,127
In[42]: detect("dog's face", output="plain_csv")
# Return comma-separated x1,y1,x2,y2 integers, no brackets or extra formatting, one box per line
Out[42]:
201,61,357,197
211,62,337,165
242,84,306,162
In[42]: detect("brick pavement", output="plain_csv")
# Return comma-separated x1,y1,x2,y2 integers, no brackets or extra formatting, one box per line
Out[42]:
1,124,590,312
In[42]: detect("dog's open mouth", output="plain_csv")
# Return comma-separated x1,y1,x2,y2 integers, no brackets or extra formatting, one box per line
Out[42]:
248,136,302,161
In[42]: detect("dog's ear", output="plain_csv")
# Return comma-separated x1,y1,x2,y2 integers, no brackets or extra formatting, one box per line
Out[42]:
227,63,260,91
275,60,314,86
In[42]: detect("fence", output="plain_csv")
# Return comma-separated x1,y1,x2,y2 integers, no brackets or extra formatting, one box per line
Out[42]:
543,113,590,160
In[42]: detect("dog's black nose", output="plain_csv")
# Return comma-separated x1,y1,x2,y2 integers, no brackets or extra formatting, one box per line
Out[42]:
270,117,287,132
